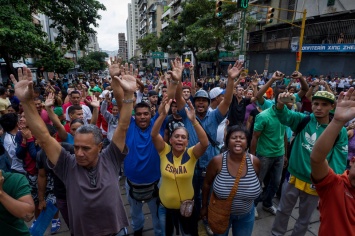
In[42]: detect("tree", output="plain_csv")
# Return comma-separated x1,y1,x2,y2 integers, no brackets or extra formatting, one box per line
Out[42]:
159,0,256,76
137,33,159,55
77,51,108,72
35,43,75,74
86,51,109,71
0,0,105,77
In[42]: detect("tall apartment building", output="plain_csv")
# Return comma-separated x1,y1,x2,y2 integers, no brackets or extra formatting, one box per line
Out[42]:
118,33,127,61
247,0,355,75
127,1,140,60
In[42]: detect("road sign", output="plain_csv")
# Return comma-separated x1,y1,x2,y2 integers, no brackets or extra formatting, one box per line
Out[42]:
151,52,164,59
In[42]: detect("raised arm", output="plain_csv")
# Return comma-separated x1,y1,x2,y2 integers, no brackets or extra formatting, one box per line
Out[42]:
185,100,208,157
167,58,184,108
255,71,283,104
88,96,99,125
112,64,136,151
45,93,68,141
311,88,354,182
218,60,244,116
190,63,196,96
109,58,124,110
151,98,171,152
11,68,62,165
293,72,308,98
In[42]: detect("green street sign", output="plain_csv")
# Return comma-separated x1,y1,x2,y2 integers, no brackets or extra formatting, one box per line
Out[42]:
151,52,164,59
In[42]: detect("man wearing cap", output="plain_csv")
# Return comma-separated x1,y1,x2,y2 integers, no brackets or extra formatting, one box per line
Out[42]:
90,86,103,100
271,91,348,236
175,60,244,234
209,87,227,146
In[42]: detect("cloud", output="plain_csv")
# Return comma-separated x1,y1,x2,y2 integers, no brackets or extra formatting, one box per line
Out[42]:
95,0,131,51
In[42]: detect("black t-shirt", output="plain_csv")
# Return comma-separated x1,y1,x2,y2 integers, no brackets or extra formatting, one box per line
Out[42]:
165,115,185,141
227,96,251,127
36,142,74,199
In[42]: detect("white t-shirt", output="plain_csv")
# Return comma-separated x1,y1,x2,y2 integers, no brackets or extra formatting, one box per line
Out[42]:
4,132,25,174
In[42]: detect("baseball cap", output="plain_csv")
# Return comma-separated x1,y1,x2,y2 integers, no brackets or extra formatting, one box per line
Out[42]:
209,87,225,100
99,90,111,99
90,87,102,93
312,91,335,104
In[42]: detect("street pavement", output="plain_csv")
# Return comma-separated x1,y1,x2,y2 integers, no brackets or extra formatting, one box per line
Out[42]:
27,177,320,236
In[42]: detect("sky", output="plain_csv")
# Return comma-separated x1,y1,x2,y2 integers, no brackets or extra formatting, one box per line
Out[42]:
95,0,131,52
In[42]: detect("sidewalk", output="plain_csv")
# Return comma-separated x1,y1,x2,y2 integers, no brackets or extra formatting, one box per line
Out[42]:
28,177,320,236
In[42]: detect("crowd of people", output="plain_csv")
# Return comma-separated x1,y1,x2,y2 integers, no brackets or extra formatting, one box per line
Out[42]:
0,57,354,236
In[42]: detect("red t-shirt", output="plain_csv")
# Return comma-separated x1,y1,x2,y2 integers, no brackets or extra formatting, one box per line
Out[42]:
313,168,355,236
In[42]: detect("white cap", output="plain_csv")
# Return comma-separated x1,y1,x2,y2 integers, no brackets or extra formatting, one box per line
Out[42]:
209,87,225,100
99,90,111,99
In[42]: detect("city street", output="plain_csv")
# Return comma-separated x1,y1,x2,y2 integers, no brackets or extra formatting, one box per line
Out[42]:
27,176,320,236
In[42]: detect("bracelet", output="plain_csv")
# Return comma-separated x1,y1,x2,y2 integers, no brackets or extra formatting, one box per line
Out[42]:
193,122,199,127
122,98,134,103
171,80,179,85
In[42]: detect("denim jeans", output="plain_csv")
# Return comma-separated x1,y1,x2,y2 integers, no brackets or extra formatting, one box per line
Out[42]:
158,204,198,236
125,180,162,235
213,206,255,236
254,155,284,208
192,168,205,214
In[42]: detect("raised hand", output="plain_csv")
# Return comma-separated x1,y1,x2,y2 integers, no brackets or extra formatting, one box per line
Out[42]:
109,57,123,78
113,63,136,93
291,71,302,79
160,98,172,117
185,100,196,122
10,67,34,102
334,87,355,123
251,77,259,86
45,93,55,108
90,96,100,108
189,63,194,72
21,127,33,140
272,71,285,81
168,57,183,82
228,60,244,79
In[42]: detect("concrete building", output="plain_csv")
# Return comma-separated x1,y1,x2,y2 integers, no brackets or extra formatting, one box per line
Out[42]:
127,1,140,60
118,33,128,61
247,0,355,76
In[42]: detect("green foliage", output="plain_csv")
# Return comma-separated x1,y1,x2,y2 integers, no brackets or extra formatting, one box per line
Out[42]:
34,43,74,74
77,51,108,72
137,34,159,55
86,51,108,70
0,0,105,76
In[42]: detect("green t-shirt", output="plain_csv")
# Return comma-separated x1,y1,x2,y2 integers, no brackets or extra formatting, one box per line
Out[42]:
254,107,286,157
274,106,348,183
0,172,31,236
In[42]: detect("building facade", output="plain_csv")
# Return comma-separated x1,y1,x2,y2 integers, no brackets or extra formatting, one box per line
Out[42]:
247,0,355,76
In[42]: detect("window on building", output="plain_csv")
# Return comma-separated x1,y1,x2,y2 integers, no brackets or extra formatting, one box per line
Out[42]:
327,0,335,6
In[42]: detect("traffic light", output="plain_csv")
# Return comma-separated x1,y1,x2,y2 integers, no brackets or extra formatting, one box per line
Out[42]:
266,7,275,23
215,0,223,17
237,0,249,9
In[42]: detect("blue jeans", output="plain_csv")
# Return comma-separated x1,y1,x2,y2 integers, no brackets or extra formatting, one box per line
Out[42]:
254,155,284,208
125,180,162,235
192,168,205,214
214,206,255,236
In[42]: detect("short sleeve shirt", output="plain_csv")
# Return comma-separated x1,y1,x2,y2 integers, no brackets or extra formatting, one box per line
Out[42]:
52,143,129,236
0,172,31,236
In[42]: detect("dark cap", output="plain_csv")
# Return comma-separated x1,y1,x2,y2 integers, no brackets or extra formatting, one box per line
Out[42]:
148,90,158,97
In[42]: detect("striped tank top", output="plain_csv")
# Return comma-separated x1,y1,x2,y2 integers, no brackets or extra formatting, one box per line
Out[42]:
213,151,261,215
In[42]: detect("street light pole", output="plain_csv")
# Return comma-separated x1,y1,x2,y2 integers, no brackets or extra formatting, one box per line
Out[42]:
296,9,307,71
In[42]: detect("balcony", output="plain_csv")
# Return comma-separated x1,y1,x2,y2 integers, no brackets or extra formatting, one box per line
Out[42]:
162,8,171,19
162,21,169,29
172,6,182,17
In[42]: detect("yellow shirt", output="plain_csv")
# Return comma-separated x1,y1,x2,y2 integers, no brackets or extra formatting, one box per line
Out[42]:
159,143,197,209
289,175,318,196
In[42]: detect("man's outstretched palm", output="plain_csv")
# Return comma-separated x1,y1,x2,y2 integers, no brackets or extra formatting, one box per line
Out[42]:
334,88,355,123
10,68,34,102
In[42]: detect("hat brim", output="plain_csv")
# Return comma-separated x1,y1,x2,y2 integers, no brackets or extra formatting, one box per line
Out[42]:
312,96,334,104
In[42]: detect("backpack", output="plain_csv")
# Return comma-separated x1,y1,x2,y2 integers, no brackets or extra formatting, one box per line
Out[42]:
287,115,339,161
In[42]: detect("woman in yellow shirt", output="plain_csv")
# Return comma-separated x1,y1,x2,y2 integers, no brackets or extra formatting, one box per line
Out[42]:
151,99,208,236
